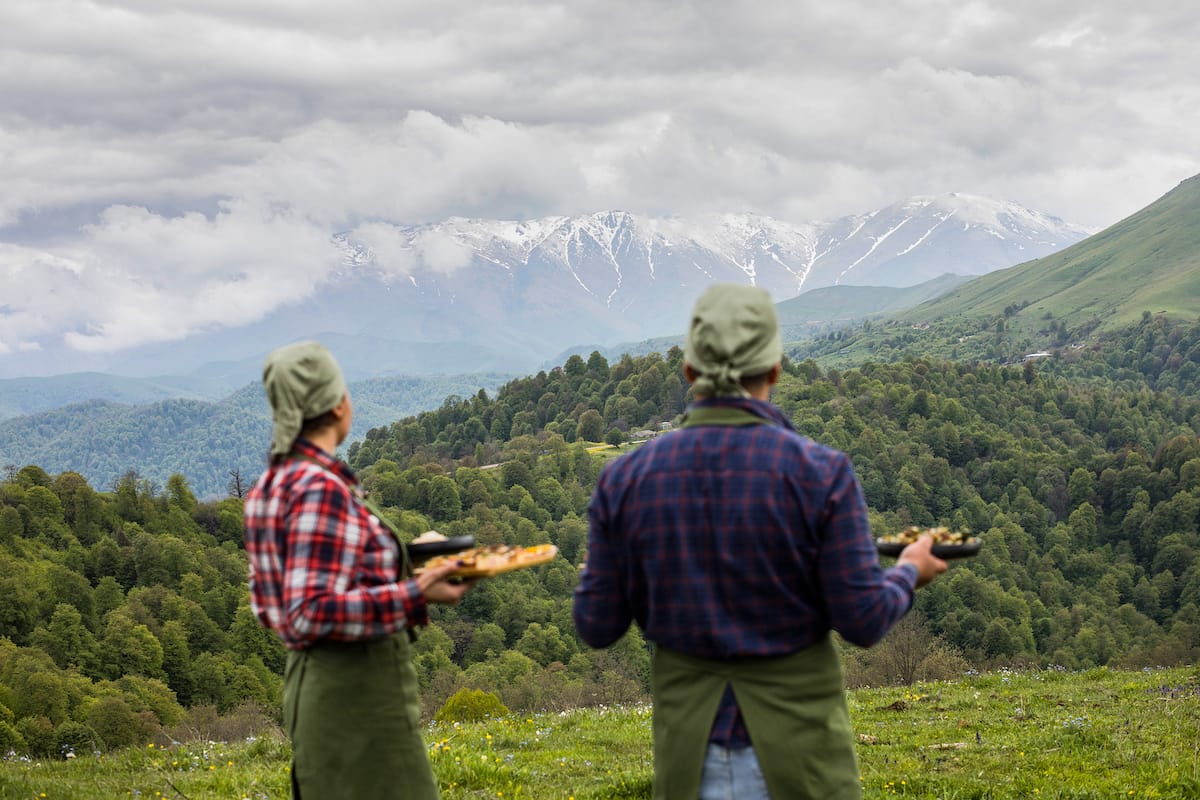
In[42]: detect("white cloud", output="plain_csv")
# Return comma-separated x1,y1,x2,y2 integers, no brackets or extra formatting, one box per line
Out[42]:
0,201,339,354
1,0,1199,360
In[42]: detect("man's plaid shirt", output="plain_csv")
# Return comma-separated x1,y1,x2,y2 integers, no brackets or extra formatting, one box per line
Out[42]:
574,396,918,744
243,439,427,649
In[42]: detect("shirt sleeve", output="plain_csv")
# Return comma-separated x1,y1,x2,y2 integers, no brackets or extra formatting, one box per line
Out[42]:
281,473,428,646
817,453,917,648
573,468,634,648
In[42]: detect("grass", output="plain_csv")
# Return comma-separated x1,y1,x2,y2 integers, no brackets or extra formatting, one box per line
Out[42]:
3,666,1198,799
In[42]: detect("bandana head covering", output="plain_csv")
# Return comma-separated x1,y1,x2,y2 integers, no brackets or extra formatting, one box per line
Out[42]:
684,284,782,397
262,341,347,456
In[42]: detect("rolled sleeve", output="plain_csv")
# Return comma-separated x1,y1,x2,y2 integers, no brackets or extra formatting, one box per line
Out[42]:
818,454,917,648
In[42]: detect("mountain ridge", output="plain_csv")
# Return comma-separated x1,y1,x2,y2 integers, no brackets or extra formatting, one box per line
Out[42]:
791,174,1200,366
0,192,1089,383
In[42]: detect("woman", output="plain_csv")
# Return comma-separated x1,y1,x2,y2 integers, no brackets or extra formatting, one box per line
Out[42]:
243,340,469,799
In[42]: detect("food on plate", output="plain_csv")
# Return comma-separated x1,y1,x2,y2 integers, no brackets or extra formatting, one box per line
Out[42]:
417,543,557,577
877,525,977,546
875,526,981,559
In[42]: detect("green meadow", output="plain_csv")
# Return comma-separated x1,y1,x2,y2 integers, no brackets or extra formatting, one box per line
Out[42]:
2,665,1197,799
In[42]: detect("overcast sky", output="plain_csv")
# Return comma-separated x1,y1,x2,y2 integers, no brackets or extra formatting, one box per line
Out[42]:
2,0,1199,361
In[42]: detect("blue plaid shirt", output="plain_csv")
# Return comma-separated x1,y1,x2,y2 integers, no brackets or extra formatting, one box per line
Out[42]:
574,396,917,745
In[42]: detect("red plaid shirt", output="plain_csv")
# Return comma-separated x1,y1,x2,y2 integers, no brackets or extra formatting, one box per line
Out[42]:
243,439,428,649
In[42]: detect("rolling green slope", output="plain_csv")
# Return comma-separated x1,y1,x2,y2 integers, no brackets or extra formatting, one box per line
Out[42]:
776,274,970,325
906,174,1200,332
792,173,1200,366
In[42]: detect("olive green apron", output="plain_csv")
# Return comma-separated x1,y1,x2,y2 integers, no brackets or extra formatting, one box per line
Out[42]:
649,406,862,799
651,636,860,799
282,452,436,799
285,633,437,799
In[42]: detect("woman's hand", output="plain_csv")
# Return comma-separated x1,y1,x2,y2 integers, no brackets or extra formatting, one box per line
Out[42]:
414,560,476,605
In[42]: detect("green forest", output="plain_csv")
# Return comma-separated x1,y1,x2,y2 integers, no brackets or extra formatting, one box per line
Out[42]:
0,373,511,500
2,314,1199,759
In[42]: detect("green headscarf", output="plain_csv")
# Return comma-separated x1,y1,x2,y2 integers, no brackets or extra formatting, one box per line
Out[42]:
262,341,347,456
684,284,782,398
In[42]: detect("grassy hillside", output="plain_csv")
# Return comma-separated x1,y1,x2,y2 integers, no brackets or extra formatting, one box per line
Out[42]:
907,174,1200,334
2,665,1196,799
791,174,1200,367
776,274,969,327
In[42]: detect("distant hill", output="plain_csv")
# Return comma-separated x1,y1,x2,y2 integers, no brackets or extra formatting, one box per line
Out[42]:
907,174,1200,333
547,274,971,366
775,274,970,328
0,372,509,499
793,173,1200,366
0,372,246,421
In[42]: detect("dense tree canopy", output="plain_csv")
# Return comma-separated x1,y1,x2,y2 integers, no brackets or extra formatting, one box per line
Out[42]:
3,319,1200,757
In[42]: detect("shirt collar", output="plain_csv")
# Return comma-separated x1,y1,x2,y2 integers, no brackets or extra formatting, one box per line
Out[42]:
689,396,794,431
290,438,359,486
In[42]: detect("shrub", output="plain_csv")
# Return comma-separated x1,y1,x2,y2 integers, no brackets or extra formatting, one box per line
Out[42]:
434,688,509,723
168,701,281,744
86,696,145,751
54,721,98,758
15,716,54,758
0,720,26,755
917,645,973,682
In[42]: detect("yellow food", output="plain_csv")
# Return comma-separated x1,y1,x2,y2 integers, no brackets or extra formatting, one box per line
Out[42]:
877,525,978,546
419,544,557,577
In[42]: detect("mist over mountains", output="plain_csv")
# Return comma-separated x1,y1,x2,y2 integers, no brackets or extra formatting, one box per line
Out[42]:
0,193,1088,386
332,193,1089,364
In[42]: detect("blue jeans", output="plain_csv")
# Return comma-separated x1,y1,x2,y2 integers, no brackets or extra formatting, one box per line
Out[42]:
698,743,772,800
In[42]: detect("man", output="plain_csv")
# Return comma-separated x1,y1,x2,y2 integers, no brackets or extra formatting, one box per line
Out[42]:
574,284,947,799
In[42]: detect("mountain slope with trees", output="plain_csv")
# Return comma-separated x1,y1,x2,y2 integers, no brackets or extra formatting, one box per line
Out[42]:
0,373,510,499
2,319,1199,758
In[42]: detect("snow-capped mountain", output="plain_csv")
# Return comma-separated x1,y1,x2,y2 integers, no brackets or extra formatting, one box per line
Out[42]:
0,193,1090,383
330,194,1090,359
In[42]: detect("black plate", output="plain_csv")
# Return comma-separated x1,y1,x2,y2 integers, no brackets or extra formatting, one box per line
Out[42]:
876,540,981,559
407,535,476,561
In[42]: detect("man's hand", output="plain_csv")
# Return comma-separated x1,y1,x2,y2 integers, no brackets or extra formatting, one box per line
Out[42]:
415,560,476,605
897,535,948,588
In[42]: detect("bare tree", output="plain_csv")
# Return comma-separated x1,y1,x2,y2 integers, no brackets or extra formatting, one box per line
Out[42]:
228,468,247,499
873,613,936,685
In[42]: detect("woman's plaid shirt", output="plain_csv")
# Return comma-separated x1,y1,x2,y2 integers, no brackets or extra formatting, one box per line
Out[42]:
243,440,427,649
